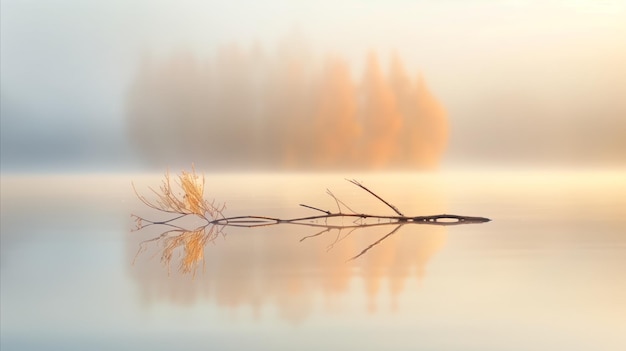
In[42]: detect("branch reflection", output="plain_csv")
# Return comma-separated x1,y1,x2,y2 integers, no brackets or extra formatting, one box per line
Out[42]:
129,217,450,320
128,173,488,322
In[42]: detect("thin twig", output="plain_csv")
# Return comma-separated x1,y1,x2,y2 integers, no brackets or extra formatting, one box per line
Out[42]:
327,189,358,214
326,227,359,252
131,168,491,273
299,228,332,242
347,178,404,216
348,224,404,261
299,203,331,215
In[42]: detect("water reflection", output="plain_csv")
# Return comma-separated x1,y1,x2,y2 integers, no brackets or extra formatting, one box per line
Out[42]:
4,173,624,349
128,175,464,322
129,224,447,322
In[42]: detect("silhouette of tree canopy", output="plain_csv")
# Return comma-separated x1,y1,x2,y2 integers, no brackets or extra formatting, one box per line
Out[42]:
127,42,448,170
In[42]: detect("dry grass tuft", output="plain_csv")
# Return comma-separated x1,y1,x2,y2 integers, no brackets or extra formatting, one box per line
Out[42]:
132,164,224,220
159,226,221,277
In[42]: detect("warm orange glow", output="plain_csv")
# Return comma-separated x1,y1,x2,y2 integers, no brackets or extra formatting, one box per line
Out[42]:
127,43,449,170
130,224,447,320
312,57,361,167
128,173,450,321
360,52,404,168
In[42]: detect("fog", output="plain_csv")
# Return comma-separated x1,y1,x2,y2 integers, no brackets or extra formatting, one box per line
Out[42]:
127,44,447,169
1,0,625,171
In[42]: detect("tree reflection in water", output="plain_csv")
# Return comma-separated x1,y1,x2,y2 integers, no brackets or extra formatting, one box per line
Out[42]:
131,168,489,277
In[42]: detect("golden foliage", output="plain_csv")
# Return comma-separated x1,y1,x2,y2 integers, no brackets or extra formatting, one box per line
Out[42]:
132,165,223,219
179,168,205,215
160,227,220,277
132,169,489,278
128,48,448,170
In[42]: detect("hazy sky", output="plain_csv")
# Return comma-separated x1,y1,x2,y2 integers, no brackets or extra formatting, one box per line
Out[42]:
1,0,625,170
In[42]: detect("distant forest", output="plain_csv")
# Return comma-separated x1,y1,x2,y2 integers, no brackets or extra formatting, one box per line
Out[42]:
127,43,448,170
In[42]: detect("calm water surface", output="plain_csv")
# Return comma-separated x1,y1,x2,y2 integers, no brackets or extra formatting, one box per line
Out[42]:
1,171,625,350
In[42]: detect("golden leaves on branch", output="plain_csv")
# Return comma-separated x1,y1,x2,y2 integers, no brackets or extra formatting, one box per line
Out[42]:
131,166,225,277
132,165,224,220
131,167,490,276
161,226,221,277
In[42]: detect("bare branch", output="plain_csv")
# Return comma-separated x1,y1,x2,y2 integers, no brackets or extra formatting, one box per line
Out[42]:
299,204,331,215
347,178,404,216
299,227,332,242
326,189,358,214
131,167,491,273
348,224,404,261
326,227,359,252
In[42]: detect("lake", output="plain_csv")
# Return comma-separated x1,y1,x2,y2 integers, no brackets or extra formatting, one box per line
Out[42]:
1,171,625,350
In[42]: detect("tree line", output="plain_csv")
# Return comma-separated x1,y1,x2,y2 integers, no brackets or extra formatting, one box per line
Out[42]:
127,43,448,170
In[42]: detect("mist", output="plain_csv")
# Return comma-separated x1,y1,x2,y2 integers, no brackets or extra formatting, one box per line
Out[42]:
127,43,447,170
1,0,625,172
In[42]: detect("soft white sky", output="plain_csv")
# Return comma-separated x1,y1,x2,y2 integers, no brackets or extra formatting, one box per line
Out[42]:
1,0,625,169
